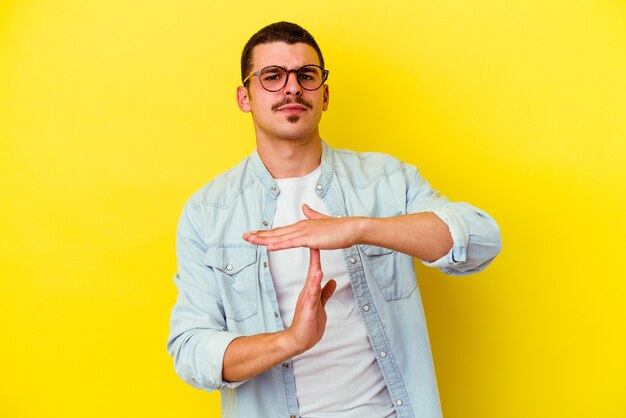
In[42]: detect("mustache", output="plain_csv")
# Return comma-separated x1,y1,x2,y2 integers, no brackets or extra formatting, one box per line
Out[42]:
271,96,313,111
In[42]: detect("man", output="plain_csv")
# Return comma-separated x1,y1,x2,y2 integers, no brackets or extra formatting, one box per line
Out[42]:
167,21,501,418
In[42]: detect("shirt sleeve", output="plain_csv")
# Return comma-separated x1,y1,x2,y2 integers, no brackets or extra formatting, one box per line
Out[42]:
166,200,246,391
402,162,502,275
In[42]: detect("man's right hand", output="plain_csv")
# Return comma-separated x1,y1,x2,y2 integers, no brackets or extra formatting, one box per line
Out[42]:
222,249,336,383
285,248,337,354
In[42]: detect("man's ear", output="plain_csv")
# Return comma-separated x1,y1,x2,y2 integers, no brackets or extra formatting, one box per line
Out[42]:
237,86,251,112
322,84,329,111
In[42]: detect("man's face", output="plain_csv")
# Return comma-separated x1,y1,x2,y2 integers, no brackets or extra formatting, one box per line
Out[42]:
237,42,329,143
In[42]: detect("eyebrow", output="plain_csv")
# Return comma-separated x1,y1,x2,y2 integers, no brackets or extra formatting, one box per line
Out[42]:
261,65,318,72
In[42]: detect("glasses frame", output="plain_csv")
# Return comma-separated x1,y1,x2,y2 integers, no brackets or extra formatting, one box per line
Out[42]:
242,64,329,92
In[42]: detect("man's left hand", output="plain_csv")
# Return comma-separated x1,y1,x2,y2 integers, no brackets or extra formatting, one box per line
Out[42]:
243,204,363,251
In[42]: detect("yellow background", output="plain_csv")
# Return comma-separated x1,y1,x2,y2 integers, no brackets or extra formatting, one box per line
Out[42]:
1,1,625,417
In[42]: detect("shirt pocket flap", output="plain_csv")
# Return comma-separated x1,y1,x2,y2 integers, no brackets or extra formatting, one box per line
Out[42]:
360,244,395,256
203,246,257,275
360,244,416,301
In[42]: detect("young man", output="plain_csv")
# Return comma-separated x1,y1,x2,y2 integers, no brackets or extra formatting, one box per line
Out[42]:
167,22,502,418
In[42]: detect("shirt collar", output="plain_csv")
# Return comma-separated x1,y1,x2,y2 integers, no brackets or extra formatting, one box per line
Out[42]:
250,139,335,199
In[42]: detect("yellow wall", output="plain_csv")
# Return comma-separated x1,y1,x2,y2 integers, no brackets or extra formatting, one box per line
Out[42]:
1,1,624,417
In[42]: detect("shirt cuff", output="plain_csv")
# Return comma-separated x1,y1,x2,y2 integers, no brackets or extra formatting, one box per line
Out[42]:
421,206,469,269
206,331,247,390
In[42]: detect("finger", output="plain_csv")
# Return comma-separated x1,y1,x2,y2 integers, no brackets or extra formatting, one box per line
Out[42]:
308,270,324,298
304,249,322,291
307,248,321,278
244,231,297,247
297,269,319,306
244,224,297,239
320,279,337,307
302,203,331,220
250,218,314,238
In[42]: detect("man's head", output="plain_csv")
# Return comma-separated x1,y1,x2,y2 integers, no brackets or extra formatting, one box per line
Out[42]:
240,21,325,84
237,22,329,144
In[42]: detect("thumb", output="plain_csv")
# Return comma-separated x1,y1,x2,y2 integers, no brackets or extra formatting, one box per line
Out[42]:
302,203,330,220
320,279,337,307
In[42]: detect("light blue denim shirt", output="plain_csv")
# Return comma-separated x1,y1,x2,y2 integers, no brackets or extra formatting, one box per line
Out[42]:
167,140,502,418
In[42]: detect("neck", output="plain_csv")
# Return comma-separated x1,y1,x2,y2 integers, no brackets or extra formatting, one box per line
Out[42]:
256,134,322,179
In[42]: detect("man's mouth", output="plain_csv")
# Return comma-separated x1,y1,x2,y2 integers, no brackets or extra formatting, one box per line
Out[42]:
277,104,308,113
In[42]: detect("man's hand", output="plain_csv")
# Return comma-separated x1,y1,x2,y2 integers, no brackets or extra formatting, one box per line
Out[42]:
243,204,363,251
285,248,337,354
222,248,336,382
243,203,453,262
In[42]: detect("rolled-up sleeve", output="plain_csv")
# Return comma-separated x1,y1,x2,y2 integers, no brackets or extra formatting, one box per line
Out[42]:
166,201,246,391
403,162,502,275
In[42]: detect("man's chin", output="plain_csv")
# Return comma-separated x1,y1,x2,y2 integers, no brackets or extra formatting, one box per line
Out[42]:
275,127,316,142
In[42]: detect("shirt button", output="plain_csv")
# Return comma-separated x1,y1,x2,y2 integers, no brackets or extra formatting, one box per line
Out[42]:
226,264,233,271
362,304,370,312
349,257,356,264
263,261,268,268
282,363,289,369
271,186,277,192
380,351,387,358
262,220,269,227
316,184,323,191
274,312,279,318
396,399,403,406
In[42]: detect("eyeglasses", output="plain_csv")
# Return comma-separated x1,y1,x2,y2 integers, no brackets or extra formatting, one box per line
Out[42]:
242,64,329,92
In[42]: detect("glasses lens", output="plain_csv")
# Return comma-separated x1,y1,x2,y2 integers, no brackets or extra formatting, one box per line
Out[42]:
297,65,324,90
259,66,287,92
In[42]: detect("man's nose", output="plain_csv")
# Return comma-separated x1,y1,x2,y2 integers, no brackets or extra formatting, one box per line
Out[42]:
284,70,302,95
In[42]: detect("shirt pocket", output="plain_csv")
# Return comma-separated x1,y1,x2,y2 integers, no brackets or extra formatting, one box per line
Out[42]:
203,246,259,322
360,244,417,301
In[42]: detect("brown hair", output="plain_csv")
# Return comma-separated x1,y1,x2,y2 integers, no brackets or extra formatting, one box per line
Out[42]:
241,21,325,83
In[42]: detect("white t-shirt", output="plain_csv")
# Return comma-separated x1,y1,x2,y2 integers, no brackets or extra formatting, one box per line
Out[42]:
269,166,396,418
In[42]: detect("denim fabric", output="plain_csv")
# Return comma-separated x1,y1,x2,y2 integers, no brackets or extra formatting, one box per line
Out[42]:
167,140,502,418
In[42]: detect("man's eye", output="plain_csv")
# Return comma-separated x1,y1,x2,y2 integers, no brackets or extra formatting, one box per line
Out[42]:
299,74,314,81
262,73,283,82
